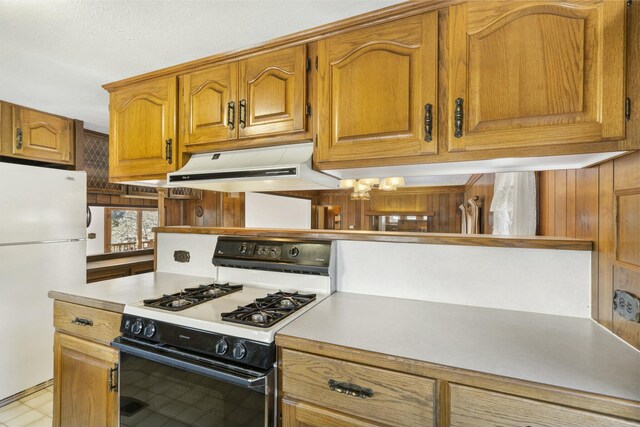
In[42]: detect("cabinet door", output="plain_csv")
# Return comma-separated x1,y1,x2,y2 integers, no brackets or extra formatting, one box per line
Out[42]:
109,76,177,180
282,399,383,427
447,1,626,152
317,13,438,164
449,384,638,427
12,105,73,164
238,45,307,138
53,332,118,427
182,62,237,146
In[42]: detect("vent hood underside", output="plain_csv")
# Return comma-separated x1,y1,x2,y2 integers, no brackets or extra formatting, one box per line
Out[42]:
167,142,338,192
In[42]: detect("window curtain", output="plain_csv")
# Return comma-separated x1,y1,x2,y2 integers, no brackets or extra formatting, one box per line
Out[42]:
490,172,536,236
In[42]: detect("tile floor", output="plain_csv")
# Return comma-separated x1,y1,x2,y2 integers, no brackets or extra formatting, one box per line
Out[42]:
0,387,52,427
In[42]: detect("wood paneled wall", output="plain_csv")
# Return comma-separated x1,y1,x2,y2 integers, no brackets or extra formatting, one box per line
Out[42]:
539,152,640,349
464,174,495,234
169,187,465,233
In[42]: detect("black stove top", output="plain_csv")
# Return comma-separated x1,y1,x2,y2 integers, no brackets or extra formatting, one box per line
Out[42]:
143,283,243,311
221,291,316,328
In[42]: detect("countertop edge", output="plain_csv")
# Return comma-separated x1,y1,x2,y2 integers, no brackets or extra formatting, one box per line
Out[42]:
153,227,593,251
48,290,125,313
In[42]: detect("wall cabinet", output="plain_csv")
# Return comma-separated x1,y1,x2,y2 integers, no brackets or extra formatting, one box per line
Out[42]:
109,76,177,181
447,0,626,152
52,300,121,427
316,12,439,164
182,45,308,151
0,102,74,165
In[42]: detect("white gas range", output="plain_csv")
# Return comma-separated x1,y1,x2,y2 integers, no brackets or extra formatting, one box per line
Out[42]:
113,237,334,427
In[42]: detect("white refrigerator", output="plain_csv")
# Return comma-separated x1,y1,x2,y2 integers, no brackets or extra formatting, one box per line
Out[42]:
0,163,87,401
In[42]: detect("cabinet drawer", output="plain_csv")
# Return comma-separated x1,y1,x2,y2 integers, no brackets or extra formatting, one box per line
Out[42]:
449,384,638,427
54,300,121,345
281,349,435,427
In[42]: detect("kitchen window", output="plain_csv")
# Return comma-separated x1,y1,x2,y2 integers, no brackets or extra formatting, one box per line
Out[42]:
104,208,158,253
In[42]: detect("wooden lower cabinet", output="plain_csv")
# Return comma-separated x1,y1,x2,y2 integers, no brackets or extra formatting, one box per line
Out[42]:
282,399,384,427
53,332,119,427
281,348,435,427
52,301,121,427
449,384,639,427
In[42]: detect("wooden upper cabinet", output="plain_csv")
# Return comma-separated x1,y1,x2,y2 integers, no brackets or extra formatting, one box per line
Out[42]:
447,0,626,152
0,103,74,165
317,12,439,164
238,45,307,138
109,76,177,181
182,63,237,146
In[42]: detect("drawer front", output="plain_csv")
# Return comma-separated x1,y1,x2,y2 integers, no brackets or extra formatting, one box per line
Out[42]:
54,300,121,345
282,349,435,427
450,384,639,427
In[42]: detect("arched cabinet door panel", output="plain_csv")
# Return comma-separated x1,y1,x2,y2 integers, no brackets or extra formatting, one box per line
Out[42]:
10,105,73,165
447,0,626,152
109,76,177,180
317,12,439,164
182,63,237,146
238,45,307,138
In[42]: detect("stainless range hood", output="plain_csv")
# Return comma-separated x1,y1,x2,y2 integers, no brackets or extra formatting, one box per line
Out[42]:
167,142,338,192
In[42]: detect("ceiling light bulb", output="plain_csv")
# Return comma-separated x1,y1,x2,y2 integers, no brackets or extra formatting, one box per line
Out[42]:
354,181,371,192
339,179,357,189
358,178,379,186
386,177,405,187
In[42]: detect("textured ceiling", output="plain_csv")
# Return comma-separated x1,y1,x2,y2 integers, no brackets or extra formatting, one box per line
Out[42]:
0,0,402,133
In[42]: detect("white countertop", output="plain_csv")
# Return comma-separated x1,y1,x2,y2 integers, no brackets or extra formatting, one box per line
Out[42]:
277,292,640,403
48,272,214,312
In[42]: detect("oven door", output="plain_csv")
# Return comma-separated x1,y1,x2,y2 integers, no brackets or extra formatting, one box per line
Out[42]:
112,337,275,427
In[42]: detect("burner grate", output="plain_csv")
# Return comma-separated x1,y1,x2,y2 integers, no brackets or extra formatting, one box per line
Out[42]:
221,291,316,328
143,283,242,311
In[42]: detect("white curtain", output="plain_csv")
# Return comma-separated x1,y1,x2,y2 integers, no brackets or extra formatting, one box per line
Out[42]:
490,172,536,236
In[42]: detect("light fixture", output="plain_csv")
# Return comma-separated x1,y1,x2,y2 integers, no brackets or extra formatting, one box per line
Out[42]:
339,178,357,189
340,176,405,199
379,176,405,191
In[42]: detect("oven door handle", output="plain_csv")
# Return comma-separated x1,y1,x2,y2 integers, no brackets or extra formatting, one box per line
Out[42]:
111,338,270,393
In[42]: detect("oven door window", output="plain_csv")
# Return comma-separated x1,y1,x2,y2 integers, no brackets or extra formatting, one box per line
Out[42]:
120,352,269,427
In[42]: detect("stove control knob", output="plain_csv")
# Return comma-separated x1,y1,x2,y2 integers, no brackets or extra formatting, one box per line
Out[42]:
215,339,229,355
131,319,143,335
232,343,247,360
288,247,299,257
143,322,156,338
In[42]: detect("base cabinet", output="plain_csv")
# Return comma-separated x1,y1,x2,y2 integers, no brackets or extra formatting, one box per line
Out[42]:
52,301,121,427
53,332,119,427
282,399,384,427
449,384,639,427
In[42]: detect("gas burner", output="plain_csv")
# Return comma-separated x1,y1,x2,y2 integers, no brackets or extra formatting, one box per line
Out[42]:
221,291,316,328
143,283,243,311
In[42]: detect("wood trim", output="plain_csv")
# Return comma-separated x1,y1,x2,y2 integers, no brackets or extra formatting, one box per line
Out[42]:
87,249,154,262
153,226,593,251
102,1,459,92
275,334,640,422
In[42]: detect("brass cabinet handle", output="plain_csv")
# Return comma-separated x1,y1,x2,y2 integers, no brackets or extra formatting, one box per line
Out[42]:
454,98,464,138
71,317,93,327
108,363,118,392
165,138,173,165
328,379,374,399
239,99,247,129
15,128,23,150
227,101,235,130
424,103,433,142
